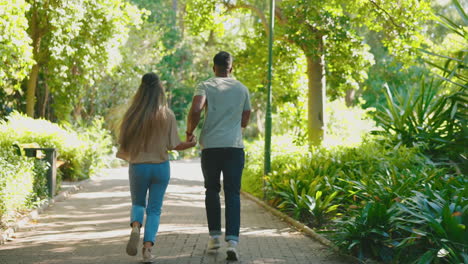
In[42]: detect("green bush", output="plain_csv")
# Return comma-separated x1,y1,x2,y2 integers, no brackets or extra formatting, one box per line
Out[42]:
67,117,114,178
242,134,458,262
26,159,50,206
373,80,467,173
0,147,35,223
334,202,396,262
0,112,113,181
0,112,113,224
393,186,467,263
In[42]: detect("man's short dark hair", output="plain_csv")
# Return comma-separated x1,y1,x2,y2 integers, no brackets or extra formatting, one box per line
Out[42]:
213,51,233,70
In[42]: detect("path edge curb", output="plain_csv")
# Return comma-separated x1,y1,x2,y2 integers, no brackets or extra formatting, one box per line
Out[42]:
0,178,91,245
241,190,364,264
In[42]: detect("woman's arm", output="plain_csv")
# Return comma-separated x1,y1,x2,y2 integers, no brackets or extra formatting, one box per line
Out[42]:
172,136,197,151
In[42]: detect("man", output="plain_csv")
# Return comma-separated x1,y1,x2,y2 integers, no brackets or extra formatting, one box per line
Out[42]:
186,51,251,261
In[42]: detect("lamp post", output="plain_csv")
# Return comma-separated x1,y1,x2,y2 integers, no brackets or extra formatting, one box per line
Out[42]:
264,0,274,200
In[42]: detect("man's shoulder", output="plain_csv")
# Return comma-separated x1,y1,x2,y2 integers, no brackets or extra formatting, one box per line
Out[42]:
201,77,248,92
200,77,217,86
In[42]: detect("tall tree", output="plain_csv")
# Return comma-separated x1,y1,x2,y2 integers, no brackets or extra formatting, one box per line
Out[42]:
186,0,432,145
24,0,143,119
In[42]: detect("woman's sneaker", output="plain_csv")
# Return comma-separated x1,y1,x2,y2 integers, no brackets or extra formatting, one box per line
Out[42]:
142,247,155,263
226,240,239,261
207,236,221,250
126,226,140,256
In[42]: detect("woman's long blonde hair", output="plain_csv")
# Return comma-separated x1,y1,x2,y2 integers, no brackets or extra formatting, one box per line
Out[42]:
119,72,167,157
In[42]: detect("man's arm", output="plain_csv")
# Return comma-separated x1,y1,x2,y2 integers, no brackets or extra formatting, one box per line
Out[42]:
186,95,206,141
241,110,251,128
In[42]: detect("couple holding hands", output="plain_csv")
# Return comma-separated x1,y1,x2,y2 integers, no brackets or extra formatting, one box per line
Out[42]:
117,51,251,262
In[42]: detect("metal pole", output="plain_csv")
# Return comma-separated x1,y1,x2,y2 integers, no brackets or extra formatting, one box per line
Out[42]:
264,0,274,200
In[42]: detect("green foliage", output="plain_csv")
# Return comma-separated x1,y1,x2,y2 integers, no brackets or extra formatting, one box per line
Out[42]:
335,202,396,262
268,177,339,227
27,159,50,205
422,0,467,92
39,0,145,121
394,187,467,263
0,147,35,223
73,117,114,177
0,111,112,223
0,0,33,91
185,0,217,35
0,111,112,181
235,31,308,109
0,0,145,120
277,98,377,147
242,132,457,262
373,80,467,168
98,0,217,133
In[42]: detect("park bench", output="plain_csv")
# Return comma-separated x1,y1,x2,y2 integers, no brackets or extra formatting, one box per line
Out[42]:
13,143,64,198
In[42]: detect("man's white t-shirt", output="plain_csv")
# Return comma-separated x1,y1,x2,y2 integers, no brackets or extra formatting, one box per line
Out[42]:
194,77,251,149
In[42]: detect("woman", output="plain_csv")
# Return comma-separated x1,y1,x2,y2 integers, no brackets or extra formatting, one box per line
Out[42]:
117,72,196,262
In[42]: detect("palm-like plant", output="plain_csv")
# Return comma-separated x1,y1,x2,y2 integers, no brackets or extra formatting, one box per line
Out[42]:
394,187,467,264
374,0,467,173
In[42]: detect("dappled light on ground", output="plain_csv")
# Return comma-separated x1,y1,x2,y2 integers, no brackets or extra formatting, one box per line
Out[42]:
0,160,349,264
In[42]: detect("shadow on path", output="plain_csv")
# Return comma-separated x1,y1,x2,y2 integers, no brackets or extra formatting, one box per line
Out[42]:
0,161,349,264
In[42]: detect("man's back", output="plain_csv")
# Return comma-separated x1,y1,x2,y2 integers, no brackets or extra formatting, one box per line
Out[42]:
195,77,250,149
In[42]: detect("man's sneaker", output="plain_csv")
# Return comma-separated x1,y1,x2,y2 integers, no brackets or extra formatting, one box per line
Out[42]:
207,236,221,250
126,226,140,256
226,240,239,261
142,247,155,263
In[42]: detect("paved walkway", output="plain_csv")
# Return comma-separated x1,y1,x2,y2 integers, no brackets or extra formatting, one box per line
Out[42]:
0,160,350,264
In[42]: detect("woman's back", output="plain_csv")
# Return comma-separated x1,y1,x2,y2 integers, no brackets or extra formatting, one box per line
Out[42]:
117,107,181,163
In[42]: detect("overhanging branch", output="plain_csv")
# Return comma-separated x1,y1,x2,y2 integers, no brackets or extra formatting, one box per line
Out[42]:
369,0,404,30
223,1,269,34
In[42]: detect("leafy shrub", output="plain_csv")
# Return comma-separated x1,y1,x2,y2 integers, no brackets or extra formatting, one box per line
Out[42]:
0,112,113,224
69,117,114,178
394,186,468,263
243,136,445,229
269,177,339,227
242,134,457,262
334,182,467,264
26,159,50,206
334,202,396,262
373,81,467,169
0,112,112,181
0,147,35,223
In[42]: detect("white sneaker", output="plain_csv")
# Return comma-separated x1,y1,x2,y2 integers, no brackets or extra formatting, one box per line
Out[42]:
126,226,140,256
226,240,239,261
142,247,155,263
207,236,221,250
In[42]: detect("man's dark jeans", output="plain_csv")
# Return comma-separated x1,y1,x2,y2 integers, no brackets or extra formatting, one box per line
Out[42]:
201,147,245,242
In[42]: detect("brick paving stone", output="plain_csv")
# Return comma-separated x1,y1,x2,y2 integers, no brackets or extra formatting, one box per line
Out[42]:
0,160,351,264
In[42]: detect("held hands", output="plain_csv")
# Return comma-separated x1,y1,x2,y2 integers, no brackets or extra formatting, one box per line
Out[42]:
186,131,197,147
174,132,197,151
188,135,197,147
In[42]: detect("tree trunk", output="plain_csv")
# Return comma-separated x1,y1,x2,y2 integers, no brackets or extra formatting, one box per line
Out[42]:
206,30,215,46
73,103,82,120
26,64,39,117
306,50,326,146
345,88,356,106
179,2,185,37
26,7,42,117
41,81,49,118
256,107,265,134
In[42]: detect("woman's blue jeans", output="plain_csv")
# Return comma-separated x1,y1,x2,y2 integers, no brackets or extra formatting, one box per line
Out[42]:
201,148,245,242
129,161,170,245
